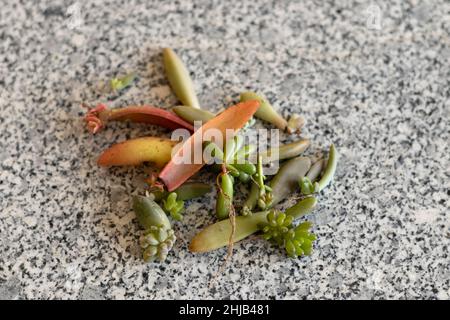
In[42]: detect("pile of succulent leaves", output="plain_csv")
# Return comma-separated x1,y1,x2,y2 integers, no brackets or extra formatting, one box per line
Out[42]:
83,48,338,263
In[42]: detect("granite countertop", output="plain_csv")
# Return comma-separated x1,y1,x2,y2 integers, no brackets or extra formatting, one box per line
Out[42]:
1,0,449,300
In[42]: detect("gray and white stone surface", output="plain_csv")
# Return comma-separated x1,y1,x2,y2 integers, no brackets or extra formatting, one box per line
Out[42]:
0,0,449,299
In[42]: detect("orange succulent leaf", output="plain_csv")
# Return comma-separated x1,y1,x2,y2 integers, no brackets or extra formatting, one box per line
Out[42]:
158,100,260,191
97,137,177,168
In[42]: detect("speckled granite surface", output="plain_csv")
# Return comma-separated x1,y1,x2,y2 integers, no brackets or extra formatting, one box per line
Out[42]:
1,0,449,300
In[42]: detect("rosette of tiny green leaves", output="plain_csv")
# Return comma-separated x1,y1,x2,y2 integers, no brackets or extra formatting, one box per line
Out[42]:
163,192,185,221
298,177,319,195
140,226,176,262
133,195,176,262
110,72,137,92
260,209,316,258
204,138,256,184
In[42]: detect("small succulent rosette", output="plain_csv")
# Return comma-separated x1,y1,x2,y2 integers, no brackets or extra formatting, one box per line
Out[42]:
260,209,316,258
133,195,176,262
140,226,176,262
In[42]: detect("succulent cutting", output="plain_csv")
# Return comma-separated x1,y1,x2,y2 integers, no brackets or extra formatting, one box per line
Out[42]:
83,48,338,265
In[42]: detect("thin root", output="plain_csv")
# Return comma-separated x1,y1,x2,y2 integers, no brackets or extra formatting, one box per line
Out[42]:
209,164,237,288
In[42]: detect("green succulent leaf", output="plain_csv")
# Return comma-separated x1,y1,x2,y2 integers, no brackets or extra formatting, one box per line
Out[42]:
163,192,185,221
110,72,137,92
299,177,316,195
